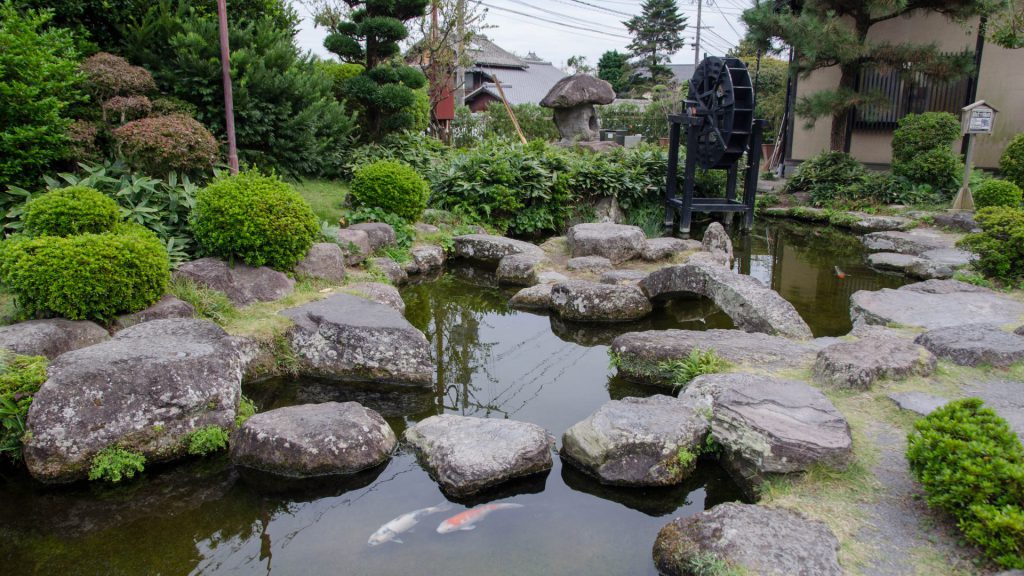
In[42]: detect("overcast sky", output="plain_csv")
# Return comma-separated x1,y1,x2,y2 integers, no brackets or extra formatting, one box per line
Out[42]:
293,0,751,71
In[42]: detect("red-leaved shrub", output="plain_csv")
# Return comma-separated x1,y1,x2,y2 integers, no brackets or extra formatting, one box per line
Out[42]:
101,95,153,124
112,114,219,175
80,52,156,100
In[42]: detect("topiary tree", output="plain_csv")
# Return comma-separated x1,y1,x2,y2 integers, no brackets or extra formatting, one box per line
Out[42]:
79,52,156,104
191,171,319,270
1000,133,1024,190
21,186,121,237
891,112,963,195
351,160,430,222
111,113,219,176
973,179,1023,209
317,0,429,141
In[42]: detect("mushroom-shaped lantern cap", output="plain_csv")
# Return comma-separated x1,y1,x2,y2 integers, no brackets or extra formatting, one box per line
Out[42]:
540,74,616,108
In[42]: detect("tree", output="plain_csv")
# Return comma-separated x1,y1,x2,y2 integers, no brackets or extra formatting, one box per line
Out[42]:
566,55,593,74
743,1,993,151
990,0,1024,48
623,0,686,86
597,49,631,94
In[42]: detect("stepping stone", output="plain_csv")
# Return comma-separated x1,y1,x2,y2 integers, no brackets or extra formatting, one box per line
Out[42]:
230,402,396,478
867,252,922,272
509,284,554,311
566,255,613,272
404,414,554,496
550,281,651,323
561,395,709,486
336,228,372,265
453,234,543,265
932,211,979,233
641,261,813,339
851,280,1024,330
681,373,852,490
537,270,569,284
653,503,842,576
847,213,914,233
906,248,975,279
410,245,445,274
915,323,1024,367
348,222,396,251
600,269,648,285
294,243,346,282
566,223,646,264
496,252,547,286
341,282,405,315
113,295,195,331
813,337,936,389
0,318,109,359
281,293,434,386
610,329,815,387
700,222,733,266
24,319,247,483
862,228,959,255
174,257,294,306
888,392,949,417
369,257,408,285
641,237,699,261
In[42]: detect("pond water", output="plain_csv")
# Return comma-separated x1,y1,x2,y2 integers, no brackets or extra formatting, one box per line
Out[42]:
0,220,906,575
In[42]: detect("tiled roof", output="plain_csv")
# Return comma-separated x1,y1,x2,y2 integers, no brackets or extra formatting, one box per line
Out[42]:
467,36,526,69
466,62,568,106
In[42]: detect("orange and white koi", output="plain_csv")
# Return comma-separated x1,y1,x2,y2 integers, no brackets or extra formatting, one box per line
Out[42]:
368,502,452,545
834,266,846,279
436,503,524,534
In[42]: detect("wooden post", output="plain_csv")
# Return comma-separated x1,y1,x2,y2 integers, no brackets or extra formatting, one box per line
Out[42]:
952,134,976,211
492,74,527,144
217,0,239,174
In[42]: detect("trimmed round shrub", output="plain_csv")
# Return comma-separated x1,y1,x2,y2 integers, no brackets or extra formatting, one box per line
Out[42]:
892,146,963,195
22,186,121,237
112,114,219,175
999,133,1024,190
101,95,152,124
0,224,169,322
350,160,430,222
892,112,963,195
79,52,155,100
973,179,1023,209
958,206,1024,282
192,171,319,270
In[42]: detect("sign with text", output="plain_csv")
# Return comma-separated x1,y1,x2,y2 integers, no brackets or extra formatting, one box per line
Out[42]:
961,101,997,135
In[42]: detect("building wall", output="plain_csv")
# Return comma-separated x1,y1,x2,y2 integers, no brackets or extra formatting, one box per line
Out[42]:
790,12,1022,169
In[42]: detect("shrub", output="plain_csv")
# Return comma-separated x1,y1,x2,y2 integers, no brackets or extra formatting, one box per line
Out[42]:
0,224,170,322
236,395,257,427
192,171,319,270
112,114,219,176
187,425,229,456
79,52,156,101
21,186,121,237
342,131,449,179
958,206,1024,282
0,351,47,461
658,348,728,390
351,161,431,222
101,95,153,125
483,102,560,142
785,151,868,206
0,3,84,190
66,120,102,164
973,179,1022,209
893,147,962,195
1001,133,1024,190
88,446,146,483
906,398,1024,568
891,112,963,195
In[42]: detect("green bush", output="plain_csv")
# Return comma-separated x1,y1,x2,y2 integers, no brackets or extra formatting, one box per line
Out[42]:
0,2,84,191
342,131,449,179
0,224,169,322
785,151,868,206
192,171,319,270
351,160,431,222
88,446,146,483
186,425,229,456
344,207,416,251
891,112,963,195
0,351,47,461
906,398,1024,568
482,102,560,142
999,133,1024,190
22,186,121,237
958,206,1024,282
973,179,1022,209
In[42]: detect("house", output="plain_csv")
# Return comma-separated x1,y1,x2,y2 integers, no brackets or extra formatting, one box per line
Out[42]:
784,11,1023,170
462,37,567,112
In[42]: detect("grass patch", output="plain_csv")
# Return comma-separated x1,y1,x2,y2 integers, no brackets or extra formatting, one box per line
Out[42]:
168,277,238,324
294,179,349,225
0,291,19,326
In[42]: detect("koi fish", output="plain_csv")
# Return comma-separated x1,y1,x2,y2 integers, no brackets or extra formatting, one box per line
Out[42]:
834,266,846,279
436,503,524,534
368,502,452,546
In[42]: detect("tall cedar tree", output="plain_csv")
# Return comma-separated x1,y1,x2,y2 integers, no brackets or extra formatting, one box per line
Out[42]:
743,0,992,151
624,0,687,86
597,49,631,94
323,0,429,141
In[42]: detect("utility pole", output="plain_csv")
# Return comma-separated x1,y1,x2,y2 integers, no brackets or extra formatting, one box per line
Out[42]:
454,0,466,106
693,0,703,66
216,0,238,174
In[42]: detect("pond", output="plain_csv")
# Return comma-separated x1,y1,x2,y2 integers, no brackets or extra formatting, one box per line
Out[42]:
0,220,906,575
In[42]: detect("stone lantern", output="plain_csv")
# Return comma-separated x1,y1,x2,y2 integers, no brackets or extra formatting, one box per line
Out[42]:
540,74,615,143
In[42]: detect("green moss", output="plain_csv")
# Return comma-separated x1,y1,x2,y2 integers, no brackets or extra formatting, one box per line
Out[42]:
235,396,257,428
88,446,146,483
186,425,229,456
0,352,47,461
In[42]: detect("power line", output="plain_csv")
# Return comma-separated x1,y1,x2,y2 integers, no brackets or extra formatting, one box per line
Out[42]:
562,0,633,17
495,0,630,33
711,0,743,39
478,2,633,38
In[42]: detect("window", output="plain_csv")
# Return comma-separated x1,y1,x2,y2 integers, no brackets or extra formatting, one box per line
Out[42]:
854,54,971,131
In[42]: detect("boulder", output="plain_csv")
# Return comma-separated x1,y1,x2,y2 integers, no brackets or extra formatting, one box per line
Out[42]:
173,257,294,306
600,269,649,285
914,323,1024,367
294,243,346,282
404,414,554,496
610,329,815,387
1017,325,1024,337
550,281,652,323
561,396,709,486
539,74,615,142
411,245,445,273
641,237,698,261
700,222,733,266
861,228,959,255
932,211,979,233
112,295,195,331
566,255,613,272
653,503,842,576
336,229,372,266
281,293,434,386
348,222,396,251
537,270,569,284
0,319,109,359
341,282,405,315
414,222,440,234
496,252,548,286
230,402,396,478
888,392,949,417
641,261,813,339
370,257,408,286
851,281,1024,330
906,248,975,280
509,284,554,311
566,223,646,264
681,374,852,487
23,319,247,483
847,213,915,233
813,337,936,389
452,234,543,265
867,252,921,273
593,196,625,224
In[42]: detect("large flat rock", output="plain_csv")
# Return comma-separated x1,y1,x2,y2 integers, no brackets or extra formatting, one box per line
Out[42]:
914,323,1024,367
341,282,405,315
641,261,812,339
641,237,698,261
281,293,434,386
561,395,708,486
813,337,936,389
230,402,396,478
550,281,652,323
112,295,195,331
0,318,109,359
496,252,547,286
862,228,960,255
174,257,294,306
851,280,1024,330
653,503,842,576
404,414,554,496
24,319,247,483
610,329,815,387
566,223,646,264
509,284,554,311
452,234,543,265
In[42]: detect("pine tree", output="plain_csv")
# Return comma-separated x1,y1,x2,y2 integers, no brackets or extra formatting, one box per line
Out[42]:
743,1,993,151
597,49,631,94
320,0,429,141
624,0,687,86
